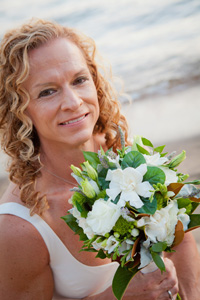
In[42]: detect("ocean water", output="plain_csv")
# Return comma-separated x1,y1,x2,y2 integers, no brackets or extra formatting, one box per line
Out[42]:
0,0,200,178
0,0,200,101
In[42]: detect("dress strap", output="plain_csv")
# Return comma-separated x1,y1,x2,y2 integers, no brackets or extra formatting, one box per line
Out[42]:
0,202,63,260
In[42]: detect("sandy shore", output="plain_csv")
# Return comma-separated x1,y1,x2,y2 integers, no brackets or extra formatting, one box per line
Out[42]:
0,86,200,251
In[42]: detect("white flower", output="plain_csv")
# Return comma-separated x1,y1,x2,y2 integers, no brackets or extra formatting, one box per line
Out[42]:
69,206,81,219
78,218,94,239
86,199,121,235
144,153,178,185
92,240,103,251
106,164,152,209
118,239,134,261
178,208,190,231
137,200,182,247
159,166,178,186
144,153,168,166
138,243,153,269
70,207,94,239
104,235,119,254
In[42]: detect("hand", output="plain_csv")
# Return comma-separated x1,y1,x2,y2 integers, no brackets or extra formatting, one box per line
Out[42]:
123,258,179,300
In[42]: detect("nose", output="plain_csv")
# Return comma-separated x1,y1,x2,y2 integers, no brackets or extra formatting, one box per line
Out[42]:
60,86,83,111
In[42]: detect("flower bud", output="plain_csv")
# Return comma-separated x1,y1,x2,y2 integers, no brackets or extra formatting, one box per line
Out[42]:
71,164,82,177
101,239,108,248
81,179,96,198
168,150,186,168
114,232,120,238
83,161,98,181
131,228,139,237
71,191,86,206
131,135,143,151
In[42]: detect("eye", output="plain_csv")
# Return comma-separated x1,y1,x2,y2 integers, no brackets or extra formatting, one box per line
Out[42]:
38,88,56,98
73,76,89,86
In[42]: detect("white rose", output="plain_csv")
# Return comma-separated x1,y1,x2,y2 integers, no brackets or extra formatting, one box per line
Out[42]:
70,207,94,239
137,200,181,246
86,199,121,235
78,218,94,239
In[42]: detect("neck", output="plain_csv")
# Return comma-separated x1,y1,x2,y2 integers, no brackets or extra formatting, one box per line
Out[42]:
39,135,102,185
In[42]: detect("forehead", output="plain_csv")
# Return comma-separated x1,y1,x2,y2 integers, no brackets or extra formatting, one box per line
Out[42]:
27,37,87,72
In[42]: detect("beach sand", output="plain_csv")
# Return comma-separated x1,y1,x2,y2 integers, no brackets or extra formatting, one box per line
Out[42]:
0,86,200,251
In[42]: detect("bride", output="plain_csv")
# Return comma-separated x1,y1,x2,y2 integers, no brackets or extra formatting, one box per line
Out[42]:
0,18,199,300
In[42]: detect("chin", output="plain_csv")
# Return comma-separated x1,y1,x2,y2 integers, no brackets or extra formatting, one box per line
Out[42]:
68,129,94,147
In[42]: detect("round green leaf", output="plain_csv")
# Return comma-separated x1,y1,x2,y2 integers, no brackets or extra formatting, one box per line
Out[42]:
121,151,146,169
143,166,165,185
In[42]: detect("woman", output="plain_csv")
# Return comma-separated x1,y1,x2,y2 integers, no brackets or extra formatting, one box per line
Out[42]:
0,18,199,300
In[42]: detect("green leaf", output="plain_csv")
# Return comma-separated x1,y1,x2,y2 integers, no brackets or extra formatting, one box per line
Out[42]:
96,190,107,199
160,152,168,157
188,214,200,230
75,201,83,213
61,214,88,241
151,252,166,272
176,293,182,300
121,151,146,169
112,265,139,300
80,248,98,252
191,202,200,213
141,137,154,148
177,198,192,214
95,249,107,259
83,151,100,169
151,242,168,252
154,145,166,153
136,144,150,155
98,168,110,189
143,166,165,185
137,195,157,215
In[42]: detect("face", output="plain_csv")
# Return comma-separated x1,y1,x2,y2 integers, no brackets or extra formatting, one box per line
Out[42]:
23,38,99,151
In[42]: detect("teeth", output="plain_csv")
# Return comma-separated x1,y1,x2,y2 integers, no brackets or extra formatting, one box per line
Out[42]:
62,115,85,125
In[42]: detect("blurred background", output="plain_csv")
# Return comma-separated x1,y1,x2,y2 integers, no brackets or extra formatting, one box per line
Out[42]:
0,0,200,246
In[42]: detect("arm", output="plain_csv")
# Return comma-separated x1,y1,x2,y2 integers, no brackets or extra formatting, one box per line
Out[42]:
55,233,199,300
0,214,54,300
55,260,178,300
166,232,200,300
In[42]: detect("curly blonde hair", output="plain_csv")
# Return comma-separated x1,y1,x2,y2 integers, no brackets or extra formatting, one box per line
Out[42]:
0,18,129,215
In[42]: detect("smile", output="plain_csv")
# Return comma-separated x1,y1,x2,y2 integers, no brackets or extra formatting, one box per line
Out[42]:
60,114,88,125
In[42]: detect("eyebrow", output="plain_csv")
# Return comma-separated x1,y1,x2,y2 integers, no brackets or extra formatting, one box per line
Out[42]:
33,68,90,89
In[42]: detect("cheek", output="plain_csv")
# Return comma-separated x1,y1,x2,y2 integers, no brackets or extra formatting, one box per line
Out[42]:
93,97,100,121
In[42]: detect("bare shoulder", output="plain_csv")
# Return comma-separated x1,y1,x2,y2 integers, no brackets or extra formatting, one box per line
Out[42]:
0,214,54,300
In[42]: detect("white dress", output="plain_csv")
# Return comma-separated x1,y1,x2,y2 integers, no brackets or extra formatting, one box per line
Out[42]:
0,202,118,299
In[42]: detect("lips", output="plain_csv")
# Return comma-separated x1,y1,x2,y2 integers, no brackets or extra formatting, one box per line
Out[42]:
60,113,88,125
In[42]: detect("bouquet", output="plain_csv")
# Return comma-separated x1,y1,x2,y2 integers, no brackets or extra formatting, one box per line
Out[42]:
62,128,200,300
